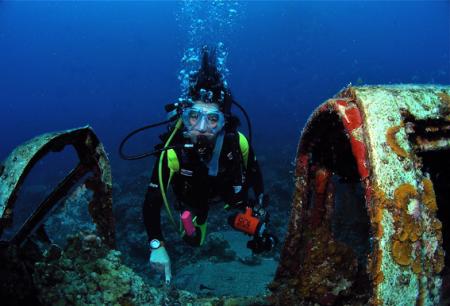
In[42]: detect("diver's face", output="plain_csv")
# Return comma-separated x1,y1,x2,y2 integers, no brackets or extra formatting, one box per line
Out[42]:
182,101,224,142
188,102,220,131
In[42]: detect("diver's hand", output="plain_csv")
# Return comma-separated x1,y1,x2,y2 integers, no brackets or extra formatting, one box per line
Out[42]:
254,193,269,220
149,245,172,285
228,185,245,208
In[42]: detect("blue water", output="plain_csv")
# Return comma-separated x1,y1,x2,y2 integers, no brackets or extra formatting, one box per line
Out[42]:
0,1,448,163
0,1,449,301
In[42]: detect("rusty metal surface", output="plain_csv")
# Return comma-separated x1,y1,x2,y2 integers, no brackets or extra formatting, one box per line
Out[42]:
272,84,450,305
0,126,115,247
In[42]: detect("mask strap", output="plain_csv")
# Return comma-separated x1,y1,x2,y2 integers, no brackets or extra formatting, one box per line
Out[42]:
207,130,224,176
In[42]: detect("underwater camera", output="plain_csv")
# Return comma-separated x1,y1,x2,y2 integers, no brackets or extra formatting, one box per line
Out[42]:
228,206,277,254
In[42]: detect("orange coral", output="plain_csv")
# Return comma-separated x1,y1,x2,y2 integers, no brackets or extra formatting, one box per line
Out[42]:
438,91,450,116
433,248,445,273
369,186,387,239
422,178,437,212
395,214,422,247
409,228,421,242
412,258,422,274
392,240,412,266
373,205,384,224
432,219,442,230
438,92,450,106
398,229,409,242
418,290,425,306
394,183,418,210
374,271,384,285
370,297,382,306
404,216,422,242
373,187,393,209
390,184,426,272
369,188,385,247
376,249,383,272
376,224,384,239
368,248,384,305
436,230,443,243
368,247,384,289
386,125,409,158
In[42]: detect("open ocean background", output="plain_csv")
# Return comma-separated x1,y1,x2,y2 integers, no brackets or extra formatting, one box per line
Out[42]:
1,1,448,163
0,0,449,299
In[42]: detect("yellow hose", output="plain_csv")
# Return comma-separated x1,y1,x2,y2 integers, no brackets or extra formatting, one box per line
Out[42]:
158,119,182,230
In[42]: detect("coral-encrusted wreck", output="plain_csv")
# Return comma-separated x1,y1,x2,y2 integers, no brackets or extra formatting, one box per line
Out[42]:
0,126,115,247
0,127,118,304
271,85,450,305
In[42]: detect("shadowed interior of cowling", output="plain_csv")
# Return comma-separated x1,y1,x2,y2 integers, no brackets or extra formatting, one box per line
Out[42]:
410,116,450,296
300,110,372,302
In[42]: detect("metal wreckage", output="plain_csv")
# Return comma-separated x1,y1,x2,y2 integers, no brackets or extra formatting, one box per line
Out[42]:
0,84,449,305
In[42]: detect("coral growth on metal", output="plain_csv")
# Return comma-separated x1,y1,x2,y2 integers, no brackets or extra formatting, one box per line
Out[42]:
0,126,115,247
271,85,450,305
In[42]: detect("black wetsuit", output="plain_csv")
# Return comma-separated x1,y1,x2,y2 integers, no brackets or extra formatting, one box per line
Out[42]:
142,127,264,242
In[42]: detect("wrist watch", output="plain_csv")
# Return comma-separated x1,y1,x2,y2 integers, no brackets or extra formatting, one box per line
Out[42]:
150,239,162,250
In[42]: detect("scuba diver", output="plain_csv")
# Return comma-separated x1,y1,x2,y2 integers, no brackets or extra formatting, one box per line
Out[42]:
120,46,276,285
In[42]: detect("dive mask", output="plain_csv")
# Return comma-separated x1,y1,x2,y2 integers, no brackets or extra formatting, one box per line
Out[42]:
181,104,225,137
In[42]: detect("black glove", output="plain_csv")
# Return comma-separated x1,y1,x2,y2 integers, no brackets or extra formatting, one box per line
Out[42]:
253,194,269,221
247,232,277,254
228,185,246,209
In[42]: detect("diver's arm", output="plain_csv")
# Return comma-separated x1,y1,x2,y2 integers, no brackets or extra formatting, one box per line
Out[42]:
142,156,170,242
143,157,172,284
246,146,264,199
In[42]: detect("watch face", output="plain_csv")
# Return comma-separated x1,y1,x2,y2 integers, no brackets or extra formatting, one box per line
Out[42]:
150,239,160,249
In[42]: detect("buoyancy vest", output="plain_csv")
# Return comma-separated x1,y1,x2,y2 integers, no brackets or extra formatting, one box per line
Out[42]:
160,128,250,244
167,131,249,175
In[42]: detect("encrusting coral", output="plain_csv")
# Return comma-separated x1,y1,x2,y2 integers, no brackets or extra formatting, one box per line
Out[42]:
422,178,437,213
392,240,413,266
394,183,418,210
33,233,157,305
386,124,409,158
32,232,268,306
